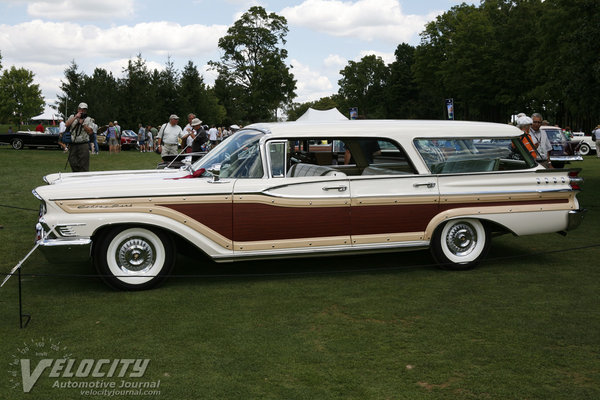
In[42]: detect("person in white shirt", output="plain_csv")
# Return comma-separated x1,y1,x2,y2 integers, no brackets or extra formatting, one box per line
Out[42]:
156,114,183,158
58,116,67,152
208,125,218,147
529,113,552,163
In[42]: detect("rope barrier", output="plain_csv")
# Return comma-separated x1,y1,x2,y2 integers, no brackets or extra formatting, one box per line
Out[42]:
1,242,599,282
0,204,38,212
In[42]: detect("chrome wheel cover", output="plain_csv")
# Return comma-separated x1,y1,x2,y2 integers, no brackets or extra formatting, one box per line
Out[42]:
115,237,155,273
445,222,478,257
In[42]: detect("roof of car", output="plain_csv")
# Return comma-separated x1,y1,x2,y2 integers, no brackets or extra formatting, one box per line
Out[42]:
245,120,522,139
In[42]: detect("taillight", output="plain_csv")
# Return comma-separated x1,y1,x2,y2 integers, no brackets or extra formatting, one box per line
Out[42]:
568,170,583,190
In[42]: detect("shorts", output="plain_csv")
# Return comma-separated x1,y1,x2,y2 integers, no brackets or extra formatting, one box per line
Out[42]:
108,137,119,146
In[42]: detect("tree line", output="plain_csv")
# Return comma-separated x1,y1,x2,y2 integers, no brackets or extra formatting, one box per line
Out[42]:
1,1,599,132
289,0,600,133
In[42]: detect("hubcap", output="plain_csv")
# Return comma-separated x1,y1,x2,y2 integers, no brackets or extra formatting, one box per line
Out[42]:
116,237,155,273
446,223,477,256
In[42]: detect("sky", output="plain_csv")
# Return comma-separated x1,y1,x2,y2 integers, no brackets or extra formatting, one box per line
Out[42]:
0,0,468,115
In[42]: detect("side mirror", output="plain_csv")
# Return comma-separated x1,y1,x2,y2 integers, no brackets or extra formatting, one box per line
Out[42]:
208,163,221,182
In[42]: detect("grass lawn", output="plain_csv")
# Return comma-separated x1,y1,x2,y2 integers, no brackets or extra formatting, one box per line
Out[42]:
1,145,599,399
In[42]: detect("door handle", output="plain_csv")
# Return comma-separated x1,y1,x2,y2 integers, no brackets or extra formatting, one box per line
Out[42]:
322,185,347,192
413,182,436,188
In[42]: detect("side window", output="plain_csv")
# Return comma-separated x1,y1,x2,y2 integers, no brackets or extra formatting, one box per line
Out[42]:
283,137,416,177
414,138,535,173
344,138,417,176
268,141,286,178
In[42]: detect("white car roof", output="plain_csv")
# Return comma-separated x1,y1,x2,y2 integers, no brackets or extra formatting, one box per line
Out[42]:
245,120,523,139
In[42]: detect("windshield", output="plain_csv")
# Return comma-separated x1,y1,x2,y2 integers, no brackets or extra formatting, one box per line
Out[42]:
543,128,566,143
193,130,265,178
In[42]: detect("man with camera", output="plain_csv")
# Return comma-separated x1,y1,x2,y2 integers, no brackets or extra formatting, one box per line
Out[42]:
65,102,93,172
156,114,183,158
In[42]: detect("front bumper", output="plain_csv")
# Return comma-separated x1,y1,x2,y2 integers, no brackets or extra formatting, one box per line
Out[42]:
566,208,587,231
37,237,92,263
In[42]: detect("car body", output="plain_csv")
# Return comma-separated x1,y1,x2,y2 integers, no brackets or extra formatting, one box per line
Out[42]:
569,132,597,156
32,120,586,290
539,126,583,167
0,127,61,150
120,130,139,150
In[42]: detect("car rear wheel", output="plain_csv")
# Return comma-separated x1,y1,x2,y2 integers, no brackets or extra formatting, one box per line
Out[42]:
11,138,23,150
578,143,590,156
94,226,175,290
431,218,490,270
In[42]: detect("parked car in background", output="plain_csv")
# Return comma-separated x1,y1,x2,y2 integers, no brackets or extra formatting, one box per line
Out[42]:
121,130,139,150
0,127,61,150
540,126,583,167
570,132,597,156
33,120,586,290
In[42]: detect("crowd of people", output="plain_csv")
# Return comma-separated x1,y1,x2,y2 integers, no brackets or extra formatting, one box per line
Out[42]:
58,102,240,172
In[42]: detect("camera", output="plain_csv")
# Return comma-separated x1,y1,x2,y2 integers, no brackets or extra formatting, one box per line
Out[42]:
80,113,88,120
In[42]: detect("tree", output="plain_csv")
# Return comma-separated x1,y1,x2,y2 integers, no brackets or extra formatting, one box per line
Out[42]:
83,68,119,125
387,43,420,119
210,6,296,123
178,61,226,125
0,66,44,125
119,54,154,128
54,61,85,118
337,54,390,119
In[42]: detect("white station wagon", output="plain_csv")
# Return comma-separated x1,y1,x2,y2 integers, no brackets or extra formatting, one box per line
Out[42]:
33,120,586,290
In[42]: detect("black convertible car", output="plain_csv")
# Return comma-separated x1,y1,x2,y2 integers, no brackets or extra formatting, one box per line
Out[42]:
0,127,61,150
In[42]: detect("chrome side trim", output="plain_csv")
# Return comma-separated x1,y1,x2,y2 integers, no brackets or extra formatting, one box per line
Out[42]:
213,240,430,262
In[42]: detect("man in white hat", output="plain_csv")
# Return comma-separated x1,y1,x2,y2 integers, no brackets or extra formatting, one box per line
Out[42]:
182,117,203,153
65,102,93,171
156,114,183,158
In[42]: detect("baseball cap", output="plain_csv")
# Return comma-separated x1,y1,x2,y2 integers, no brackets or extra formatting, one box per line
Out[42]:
78,102,88,109
169,114,179,120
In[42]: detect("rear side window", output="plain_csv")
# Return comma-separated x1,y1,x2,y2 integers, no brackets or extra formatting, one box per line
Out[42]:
414,138,536,174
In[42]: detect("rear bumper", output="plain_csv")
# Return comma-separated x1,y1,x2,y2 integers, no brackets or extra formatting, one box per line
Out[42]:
566,208,587,231
37,238,92,263
550,155,583,162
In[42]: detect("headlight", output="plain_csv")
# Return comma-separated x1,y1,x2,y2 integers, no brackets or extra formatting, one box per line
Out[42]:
32,190,46,218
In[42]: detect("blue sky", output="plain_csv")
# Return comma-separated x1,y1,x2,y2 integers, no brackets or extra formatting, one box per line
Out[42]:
0,0,468,113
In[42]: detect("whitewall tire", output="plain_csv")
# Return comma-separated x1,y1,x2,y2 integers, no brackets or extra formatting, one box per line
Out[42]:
94,226,175,290
431,218,490,270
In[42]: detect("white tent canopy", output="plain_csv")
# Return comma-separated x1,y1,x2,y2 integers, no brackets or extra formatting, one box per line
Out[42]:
296,107,348,122
31,110,61,121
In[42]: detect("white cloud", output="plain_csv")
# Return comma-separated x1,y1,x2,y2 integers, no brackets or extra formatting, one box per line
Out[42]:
290,58,334,103
323,54,347,70
0,20,228,64
26,0,135,21
281,0,441,43
357,49,395,65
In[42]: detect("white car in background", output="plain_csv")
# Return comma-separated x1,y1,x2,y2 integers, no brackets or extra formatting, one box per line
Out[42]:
570,132,597,155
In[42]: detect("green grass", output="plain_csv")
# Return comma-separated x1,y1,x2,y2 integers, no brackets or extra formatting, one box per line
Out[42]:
1,145,599,399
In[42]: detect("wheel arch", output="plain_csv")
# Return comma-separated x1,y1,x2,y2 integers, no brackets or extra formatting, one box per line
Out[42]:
91,222,211,259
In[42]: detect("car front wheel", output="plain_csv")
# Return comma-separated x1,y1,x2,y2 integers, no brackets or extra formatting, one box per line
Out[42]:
578,143,590,156
431,218,490,270
94,226,175,290
11,138,24,150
